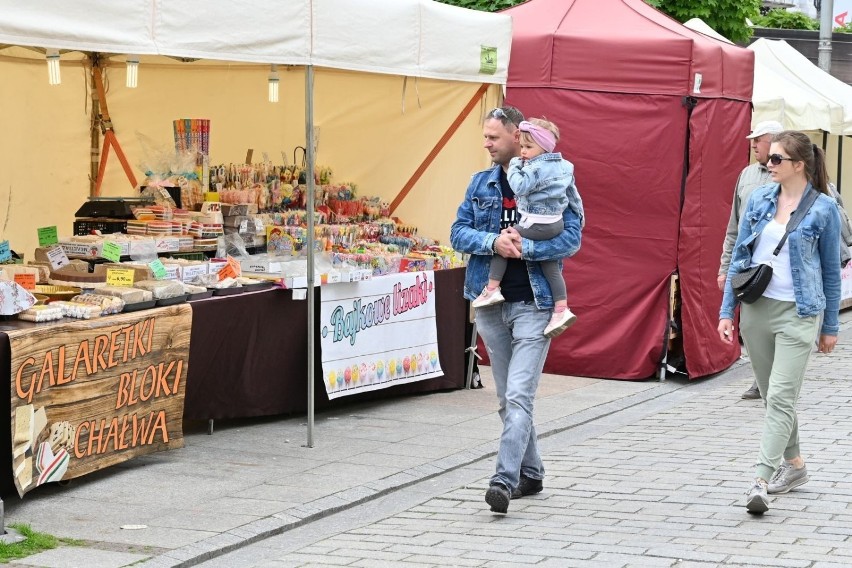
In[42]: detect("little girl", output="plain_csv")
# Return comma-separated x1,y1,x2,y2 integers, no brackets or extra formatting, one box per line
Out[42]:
471,118,584,338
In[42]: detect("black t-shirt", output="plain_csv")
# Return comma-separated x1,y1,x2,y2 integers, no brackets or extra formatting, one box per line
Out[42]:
497,168,534,302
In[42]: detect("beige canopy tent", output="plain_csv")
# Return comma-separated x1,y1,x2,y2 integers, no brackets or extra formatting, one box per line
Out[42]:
0,0,513,442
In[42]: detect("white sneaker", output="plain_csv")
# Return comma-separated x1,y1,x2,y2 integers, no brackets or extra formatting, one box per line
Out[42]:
543,308,577,338
471,286,505,308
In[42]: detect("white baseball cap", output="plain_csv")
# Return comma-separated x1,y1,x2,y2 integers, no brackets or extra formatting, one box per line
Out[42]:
746,120,784,139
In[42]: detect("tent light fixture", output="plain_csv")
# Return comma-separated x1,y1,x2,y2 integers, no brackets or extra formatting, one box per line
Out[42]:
268,64,279,103
126,56,139,88
46,48,61,85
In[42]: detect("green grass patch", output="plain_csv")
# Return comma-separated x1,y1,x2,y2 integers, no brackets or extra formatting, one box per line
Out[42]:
0,524,81,563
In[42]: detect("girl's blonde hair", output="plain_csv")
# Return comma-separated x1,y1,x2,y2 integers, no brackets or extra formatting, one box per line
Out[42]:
519,117,560,148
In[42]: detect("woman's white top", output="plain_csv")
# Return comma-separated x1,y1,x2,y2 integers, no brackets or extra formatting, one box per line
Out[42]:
751,219,795,301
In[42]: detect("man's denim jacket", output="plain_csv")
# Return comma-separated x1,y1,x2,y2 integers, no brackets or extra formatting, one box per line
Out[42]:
450,165,582,310
720,183,842,336
508,153,585,226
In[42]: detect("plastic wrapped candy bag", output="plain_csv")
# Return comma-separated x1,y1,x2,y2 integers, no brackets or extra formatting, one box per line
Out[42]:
0,281,37,315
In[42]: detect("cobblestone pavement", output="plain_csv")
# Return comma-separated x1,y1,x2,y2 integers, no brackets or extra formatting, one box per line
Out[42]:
195,324,852,568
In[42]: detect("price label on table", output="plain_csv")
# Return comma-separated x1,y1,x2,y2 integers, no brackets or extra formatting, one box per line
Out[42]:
46,246,70,270
218,255,242,281
148,259,168,280
106,268,135,287
0,240,11,262
101,242,122,262
37,226,58,247
13,273,36,290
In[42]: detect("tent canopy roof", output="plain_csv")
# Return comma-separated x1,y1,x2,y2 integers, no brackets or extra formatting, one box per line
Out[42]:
748,38,852,135
505,0,753,99
0,0,511,84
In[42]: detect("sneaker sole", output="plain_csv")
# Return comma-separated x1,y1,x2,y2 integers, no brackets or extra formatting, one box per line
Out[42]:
485,487,509,513
768,475,809,495
544,314,578,338
472,297,505,309
746,494,769,514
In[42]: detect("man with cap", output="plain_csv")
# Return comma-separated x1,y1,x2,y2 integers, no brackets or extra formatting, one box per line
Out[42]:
717,120,784,400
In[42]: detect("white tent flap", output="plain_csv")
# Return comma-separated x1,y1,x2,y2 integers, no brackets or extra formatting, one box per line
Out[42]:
0,0,156,54
154,0,311,64
0,0,511,83
311,0,420,76
420,0,512,82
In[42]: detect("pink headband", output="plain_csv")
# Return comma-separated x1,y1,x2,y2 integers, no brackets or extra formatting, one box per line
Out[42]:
519,121,557,153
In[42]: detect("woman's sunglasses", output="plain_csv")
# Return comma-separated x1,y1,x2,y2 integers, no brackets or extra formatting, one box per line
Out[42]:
768,154,796,166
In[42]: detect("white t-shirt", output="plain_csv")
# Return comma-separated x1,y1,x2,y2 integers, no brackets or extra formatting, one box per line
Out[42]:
751,219,795,301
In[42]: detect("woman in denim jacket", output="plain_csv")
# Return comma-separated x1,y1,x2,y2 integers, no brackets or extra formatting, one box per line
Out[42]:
471,118,585,338
718,131,841,515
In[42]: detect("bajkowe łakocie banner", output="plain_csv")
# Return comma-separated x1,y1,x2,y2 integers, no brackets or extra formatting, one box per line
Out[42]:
9,305,191,497
320,271,443,399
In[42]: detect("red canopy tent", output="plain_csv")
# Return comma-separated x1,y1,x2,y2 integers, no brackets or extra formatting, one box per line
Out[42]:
502,0,754,379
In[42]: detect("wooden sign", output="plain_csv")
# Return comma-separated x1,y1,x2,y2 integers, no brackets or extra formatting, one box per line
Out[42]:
8,305,192,497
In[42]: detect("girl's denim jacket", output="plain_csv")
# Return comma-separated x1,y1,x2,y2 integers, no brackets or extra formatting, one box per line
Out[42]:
450,165,583,309
508,153,585,226
719,182,842,336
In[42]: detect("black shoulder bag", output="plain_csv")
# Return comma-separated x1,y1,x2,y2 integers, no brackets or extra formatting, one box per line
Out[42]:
732,189,819,304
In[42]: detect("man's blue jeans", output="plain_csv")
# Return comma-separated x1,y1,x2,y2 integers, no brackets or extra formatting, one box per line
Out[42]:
475,301,550,491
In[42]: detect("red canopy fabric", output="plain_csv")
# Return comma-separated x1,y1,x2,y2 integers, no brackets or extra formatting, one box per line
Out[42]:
499,0,752,379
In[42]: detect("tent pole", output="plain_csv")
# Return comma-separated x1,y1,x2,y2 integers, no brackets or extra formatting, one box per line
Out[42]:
305,65,316,448
89,53,101,197
837,136,843,194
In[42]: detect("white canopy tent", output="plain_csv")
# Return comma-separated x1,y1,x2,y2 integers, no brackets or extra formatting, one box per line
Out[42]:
0,0,513,444
749,38,852,136
684,20,851,195
0,0,510,82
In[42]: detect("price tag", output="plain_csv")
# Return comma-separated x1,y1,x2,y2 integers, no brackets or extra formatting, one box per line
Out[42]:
13,273,36,290
0,240,11,262
106,268,135,287
101,242,122,262
218,255,242,281
46,246,70,270
148,259,168,280
37,226,59,247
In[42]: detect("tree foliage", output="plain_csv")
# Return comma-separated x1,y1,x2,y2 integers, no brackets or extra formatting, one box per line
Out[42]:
644,0,761,43
752,9,818,30
435,0,524,11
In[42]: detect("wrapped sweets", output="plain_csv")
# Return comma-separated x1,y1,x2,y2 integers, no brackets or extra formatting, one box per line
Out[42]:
133,279,185,299
182,283,207,295
96,286,154,304
50,301,102,319
18,305,64,322
71,293,125,315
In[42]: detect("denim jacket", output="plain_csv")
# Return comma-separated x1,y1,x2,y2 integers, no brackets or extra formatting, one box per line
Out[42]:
450,165,583,309
720,183,842,336
508,153,585,226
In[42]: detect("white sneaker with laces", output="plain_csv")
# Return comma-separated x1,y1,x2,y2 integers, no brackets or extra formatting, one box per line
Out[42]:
745,478,769,514
471,286,505,308
768,462,809,494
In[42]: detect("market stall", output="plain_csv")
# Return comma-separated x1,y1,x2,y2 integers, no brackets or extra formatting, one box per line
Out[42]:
0,0,512,487
500,0,754,380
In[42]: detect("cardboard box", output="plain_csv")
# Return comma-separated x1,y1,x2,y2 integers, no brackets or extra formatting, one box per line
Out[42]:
240,258,282,274
181,263,209,283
